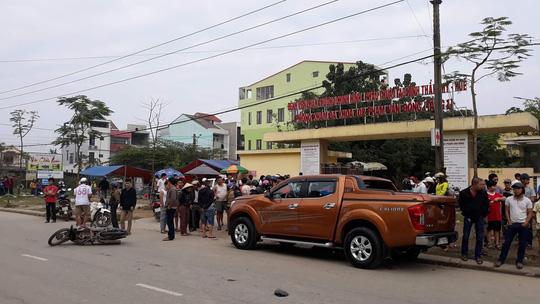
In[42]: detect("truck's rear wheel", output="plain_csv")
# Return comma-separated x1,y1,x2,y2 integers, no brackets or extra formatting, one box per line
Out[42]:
344,227,383,269
230,217,258,250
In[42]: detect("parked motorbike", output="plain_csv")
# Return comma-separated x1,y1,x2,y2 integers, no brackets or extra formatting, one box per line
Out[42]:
90,200,112,227
151,191,161,222
56,187,73,221
48,226,128,246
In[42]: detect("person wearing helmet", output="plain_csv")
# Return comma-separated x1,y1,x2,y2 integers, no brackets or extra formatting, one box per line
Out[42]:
74,177,92,228
495,181,533,269
415,177,433,194
435,173,449,196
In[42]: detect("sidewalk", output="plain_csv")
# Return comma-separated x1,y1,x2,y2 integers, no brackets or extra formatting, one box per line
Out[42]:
418,253,540,277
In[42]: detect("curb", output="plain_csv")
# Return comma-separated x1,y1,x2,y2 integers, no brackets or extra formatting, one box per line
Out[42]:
0,207,45,217
418,253,540,278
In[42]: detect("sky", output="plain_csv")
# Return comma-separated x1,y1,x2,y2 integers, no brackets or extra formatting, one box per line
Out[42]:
0,0,539,152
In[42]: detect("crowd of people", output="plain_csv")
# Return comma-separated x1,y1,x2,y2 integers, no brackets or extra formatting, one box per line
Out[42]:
154,174,290,241
36,169,540,269
458,172,538,269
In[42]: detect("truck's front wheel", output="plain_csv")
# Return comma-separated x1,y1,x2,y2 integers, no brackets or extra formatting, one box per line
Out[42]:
344,227,384,269
230,217,258,250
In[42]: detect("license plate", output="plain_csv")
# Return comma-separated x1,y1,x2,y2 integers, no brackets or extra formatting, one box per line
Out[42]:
154,208,161,213
62,207,68,212
437,237,448,245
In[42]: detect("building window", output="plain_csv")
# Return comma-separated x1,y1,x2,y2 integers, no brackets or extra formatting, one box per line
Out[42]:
256,85,274,100
312,71,319,78
266,142,272,150
248,140,252,150
278,108,285,122
247,89,252,99
239,88,245,100
69,153,74,164
286,73,291,82
89,135,96,146
256,111,262,125
99,154,103,158
266,109,273,123
248,112,252,125
90,121,109,128
89,152,95,163
256,139,262,150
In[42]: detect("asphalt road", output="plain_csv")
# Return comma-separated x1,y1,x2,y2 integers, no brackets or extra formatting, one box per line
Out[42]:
0,212,536,304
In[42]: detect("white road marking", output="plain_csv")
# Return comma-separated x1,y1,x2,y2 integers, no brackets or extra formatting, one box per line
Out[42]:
21,254,48,261
136,283,183,297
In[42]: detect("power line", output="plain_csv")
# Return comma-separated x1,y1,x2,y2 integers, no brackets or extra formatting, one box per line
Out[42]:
0,0,406,111
20,41,540,149
0,0,287,95
0,35,428,63
0,0,338,102
405,0,431,48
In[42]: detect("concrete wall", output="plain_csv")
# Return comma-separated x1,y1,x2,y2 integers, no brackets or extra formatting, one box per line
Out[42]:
239,149,301,176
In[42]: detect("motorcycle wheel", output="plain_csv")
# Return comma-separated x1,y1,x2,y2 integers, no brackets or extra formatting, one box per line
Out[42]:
48,228,71,246
94,212,112,227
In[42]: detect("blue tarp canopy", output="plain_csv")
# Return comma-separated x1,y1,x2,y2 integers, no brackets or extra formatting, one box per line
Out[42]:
80,165,152,181
80,165,123,177
155,167,184,178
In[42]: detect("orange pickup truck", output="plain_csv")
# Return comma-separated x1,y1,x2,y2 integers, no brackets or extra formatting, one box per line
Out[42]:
228,175,457,268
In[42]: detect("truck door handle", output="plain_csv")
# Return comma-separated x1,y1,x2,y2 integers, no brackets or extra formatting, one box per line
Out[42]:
323,203,336,209
288,203,299,209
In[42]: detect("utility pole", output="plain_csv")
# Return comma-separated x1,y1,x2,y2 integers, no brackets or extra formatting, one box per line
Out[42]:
431,0,444,173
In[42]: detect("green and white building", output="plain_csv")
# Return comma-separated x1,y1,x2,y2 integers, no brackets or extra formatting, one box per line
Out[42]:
238,60,358,151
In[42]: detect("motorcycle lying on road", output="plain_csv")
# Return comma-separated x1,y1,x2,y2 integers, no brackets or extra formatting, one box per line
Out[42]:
55,186,72,221
48,226,128,246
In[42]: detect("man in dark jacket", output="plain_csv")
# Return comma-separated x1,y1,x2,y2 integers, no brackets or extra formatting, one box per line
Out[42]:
459,177,490,264
198,180,216,238
163,179,178,241
120,180,137,234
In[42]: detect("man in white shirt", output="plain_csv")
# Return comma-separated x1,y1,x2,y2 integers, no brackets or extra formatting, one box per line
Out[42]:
213,177,228,230
74,177,92,228
157,173,167,192
495,181,533,269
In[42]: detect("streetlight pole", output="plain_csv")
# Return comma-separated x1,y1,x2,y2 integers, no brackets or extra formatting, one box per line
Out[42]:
431,0,444,173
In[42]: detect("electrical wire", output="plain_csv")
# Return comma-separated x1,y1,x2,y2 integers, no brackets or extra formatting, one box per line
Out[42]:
14,44,486,148
0,0,287,95
22,41,540,149
0,0,406,111
405,0,432,48
0,35,428,63
0,1,338,102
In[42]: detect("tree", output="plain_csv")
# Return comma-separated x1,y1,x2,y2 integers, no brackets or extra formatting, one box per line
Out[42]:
52,95,113,178
445,17,533,177
144,98,164,176
10,109,39,172
109,139,220,170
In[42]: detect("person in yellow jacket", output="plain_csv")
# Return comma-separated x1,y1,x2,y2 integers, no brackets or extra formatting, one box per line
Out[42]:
435,172,450,196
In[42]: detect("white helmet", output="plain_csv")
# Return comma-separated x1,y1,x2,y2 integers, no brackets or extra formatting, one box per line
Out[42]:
79,177,88,184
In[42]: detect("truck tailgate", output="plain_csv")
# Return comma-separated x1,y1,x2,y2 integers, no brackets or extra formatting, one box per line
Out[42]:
423,196,456,233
